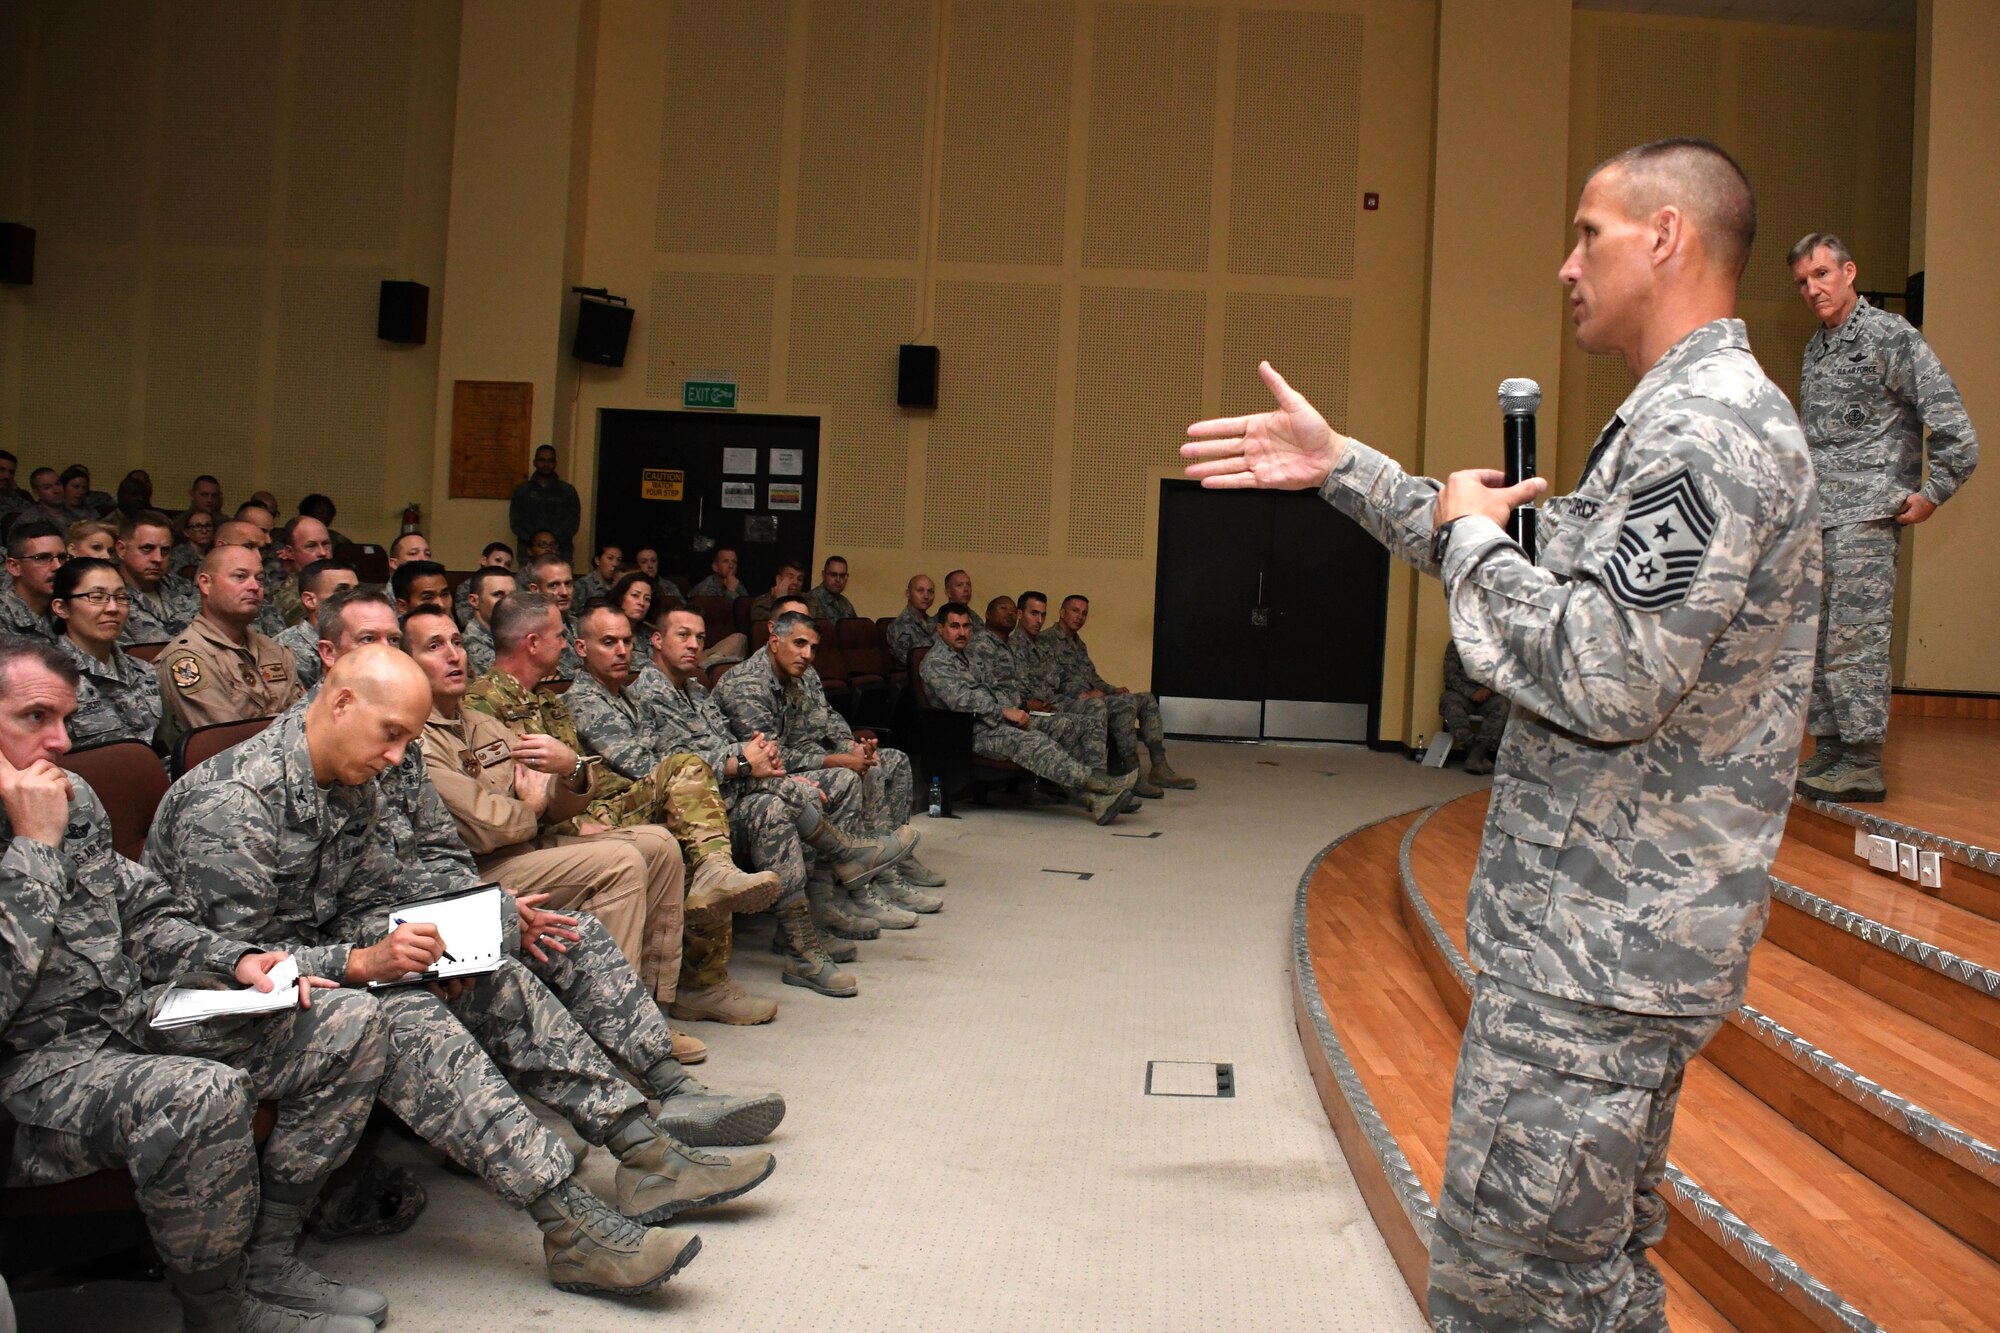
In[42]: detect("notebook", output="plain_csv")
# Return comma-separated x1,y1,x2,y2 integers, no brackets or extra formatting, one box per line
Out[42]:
366,883,508,989
151,956,301,1029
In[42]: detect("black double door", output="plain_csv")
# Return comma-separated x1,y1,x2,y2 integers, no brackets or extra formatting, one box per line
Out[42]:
1151,480,1388,742
594,409,821,591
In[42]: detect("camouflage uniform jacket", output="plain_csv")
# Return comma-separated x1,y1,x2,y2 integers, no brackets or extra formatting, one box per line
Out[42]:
58,637,164,751
1801,296,1979,527
0,588,53,640
564,670,670,784
918,641,1013,730
1323,318,1820,1016
1009,628,1071,702
806,585,855,621
463,667,631,806
629,661,742,781
165,542,205,582
120,578,197,646
968,622,1023,697
274,620,324,693
1050,627,1114,694
461,616,496,678
269,573,307,628
0,778,240,1101
687,575,744,600
573,572,614,607
1442,641,1481,702
747,592,785,624
508,475,581,558
712,645,853,771
885,605,932,667
144,708,482,987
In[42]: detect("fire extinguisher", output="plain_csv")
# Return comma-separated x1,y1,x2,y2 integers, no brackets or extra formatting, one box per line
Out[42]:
400,503,422,535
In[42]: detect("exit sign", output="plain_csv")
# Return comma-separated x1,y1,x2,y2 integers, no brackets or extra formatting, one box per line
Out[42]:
684,380,737,409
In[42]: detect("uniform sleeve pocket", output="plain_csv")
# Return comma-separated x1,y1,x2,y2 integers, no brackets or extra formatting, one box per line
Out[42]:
1491,776,1577,849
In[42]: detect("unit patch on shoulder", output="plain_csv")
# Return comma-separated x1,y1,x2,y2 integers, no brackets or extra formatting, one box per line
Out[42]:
1604,469,1717,612
167,654,207,692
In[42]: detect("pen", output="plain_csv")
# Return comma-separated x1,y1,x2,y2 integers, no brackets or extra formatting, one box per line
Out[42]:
391,916,457,964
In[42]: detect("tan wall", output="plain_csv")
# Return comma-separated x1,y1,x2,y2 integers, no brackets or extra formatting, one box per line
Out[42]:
1900,0,1999,691
0,0,462,545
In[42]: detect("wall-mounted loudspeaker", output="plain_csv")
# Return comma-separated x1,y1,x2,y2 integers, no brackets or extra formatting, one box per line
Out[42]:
898,344,938,408
573,297,633,367
377,280,428,344
0,225,34,286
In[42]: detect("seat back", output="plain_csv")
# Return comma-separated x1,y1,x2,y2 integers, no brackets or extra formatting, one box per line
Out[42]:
59,741,170,860
732,596,753,636
812,620,849,690
749,617,771,648
172,716,274,780
908,646,932,708
124,641,168,663
332,542,389,584
691,596,736,647
837,617,892,679
708,659,740,688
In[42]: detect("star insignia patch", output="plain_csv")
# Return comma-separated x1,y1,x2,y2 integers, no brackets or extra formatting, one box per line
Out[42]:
1605,469,1717,611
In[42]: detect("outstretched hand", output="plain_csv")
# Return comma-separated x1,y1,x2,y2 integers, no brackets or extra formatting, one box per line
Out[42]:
1182,362,1346,491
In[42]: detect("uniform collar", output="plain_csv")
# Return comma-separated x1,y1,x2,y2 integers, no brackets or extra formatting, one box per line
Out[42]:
1613,318,1750,432
1829,294,1871,345
190,610,253,651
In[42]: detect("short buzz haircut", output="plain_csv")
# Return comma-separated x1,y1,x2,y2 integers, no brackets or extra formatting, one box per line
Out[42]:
390,559,448,602
1589,137,1756,278
1787,231,1853,269
316,583,397,643
120,509,175,541
400,603,456,635
0,634,79,691
470,566,517,598
777,557,806,576
298,559,356,599
771,609,816,639
985,595,1012,616
1061,594,1089,610
491,589,559,650
937,601,974,624
527,551,571,582
943,568,968,585
770,595,811,619
234,500,274,520
577,601,630,635
8,518,63,558
482,541,513,560
822,555,846,571
1017,590,1047,611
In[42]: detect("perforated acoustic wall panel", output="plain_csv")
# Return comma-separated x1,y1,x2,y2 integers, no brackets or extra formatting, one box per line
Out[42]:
1084,4,1218,271
1591,25,1721,159
922,280,1059,555
17,260,139,477
795,0,935,261
788,275,919,549
647,272,775,401
286,1,414,251
1069,287,1206,559
28,7,148,246
146,263,268,501
272,266,393,519
656,0,789,256
1736,37,1860,305
159,2,281,248
938,1,1074,266
1230,10,1363,279
1583,355,1636,458
1221,293,1351,428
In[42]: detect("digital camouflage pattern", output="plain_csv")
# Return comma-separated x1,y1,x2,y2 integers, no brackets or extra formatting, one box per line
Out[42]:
1441,641,1508,755
120,579,197,646
919,640,1101,788
885,604,932,667
1800,296,1978,528
1051,626,1163,765
0,588,52,640
805,584,856,622
1,777,388,1272
461,616,496,678
1808,518,1897,744
714,645,914,835
56,635,164,751
273,619,323,694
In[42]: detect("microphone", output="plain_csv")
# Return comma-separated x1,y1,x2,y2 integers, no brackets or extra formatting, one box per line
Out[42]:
1497,377,1541,560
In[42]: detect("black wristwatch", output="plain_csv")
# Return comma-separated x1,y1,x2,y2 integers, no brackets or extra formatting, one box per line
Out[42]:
1432,516,1466,566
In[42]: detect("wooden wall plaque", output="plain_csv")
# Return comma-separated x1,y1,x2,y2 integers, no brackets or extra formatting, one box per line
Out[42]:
450,380,533,500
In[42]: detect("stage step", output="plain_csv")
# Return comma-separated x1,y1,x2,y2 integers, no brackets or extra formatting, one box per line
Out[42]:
1399,796,2000,1330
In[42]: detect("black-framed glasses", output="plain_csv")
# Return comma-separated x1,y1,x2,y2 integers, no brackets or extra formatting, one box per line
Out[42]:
65,589,132,607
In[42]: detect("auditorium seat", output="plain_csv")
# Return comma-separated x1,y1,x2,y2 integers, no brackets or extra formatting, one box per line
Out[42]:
708,659,740,688
750,617,770,647
732,596,752,637
836,617,897,724
58,741,169,861
812,620,855,719
332,542,389,585
172,716,275,780
691,596,735,649
123,641,167,663
907,646,1020,809
0,1104,277,1224
668,575,693,597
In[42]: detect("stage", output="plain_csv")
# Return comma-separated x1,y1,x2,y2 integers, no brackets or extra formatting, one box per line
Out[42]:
1296,716,2000,1330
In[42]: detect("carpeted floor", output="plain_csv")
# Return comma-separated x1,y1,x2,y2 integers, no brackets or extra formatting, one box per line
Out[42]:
13,740,1483,1332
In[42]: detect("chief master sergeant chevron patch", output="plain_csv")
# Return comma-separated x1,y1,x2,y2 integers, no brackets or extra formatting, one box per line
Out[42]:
1605,468,1717,611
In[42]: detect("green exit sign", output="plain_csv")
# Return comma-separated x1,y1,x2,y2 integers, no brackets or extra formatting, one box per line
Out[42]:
684,380,737,409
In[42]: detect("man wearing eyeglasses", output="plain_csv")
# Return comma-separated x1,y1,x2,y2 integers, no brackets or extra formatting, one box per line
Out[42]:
1,520,66,640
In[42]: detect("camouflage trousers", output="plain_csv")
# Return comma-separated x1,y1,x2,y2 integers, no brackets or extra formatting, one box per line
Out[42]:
973,713,1102,790
525,911,679,1080
850,745,915,836
1809,519,1898,745
2,988,389,1273
1104,691,1165,768
1441,691,1509,753
376,956,651,1207
1429,976,1724,1333
481,825,684,1002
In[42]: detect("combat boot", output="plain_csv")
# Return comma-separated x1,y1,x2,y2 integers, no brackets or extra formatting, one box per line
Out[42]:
808,868,880,940
175,1258,377,1333
800,808,913,886
899,853,947,887
876,864,943,914
669,979,778,1026
526,1175,702,1296
647,1060,787,1146
668,1029,708,1062
1796,736,1845,783
850,879,918,929
776,897,859,997
770,919,857,961
604,1113,776,1224
1463,743,1493,776
1798,740,1886,803
1082,776,1135,825
245,1194,389,1326
686,855,782,914
1147,753,1196,789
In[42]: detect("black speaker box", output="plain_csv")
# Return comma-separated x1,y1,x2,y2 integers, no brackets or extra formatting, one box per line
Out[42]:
0,225,34,286
898,344,938,408
573,298,633,367
377,280,428,344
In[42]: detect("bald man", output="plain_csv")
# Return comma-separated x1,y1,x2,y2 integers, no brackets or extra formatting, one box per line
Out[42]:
147,647,774,1297
885,574,936,668
1186,137,1819,1329
155,544,301,738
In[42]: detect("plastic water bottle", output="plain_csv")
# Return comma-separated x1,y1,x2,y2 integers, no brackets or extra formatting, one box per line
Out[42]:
927,776,944,818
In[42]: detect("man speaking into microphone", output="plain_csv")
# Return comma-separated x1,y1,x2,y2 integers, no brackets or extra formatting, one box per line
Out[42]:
1184,137,1820,1331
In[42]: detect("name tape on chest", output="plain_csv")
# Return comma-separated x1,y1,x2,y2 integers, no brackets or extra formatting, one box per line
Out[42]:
1604,469,1717,612
259,661,290,684
473,739,511,769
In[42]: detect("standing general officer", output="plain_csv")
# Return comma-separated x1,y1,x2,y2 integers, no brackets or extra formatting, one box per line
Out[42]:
1185,137,1820,1330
